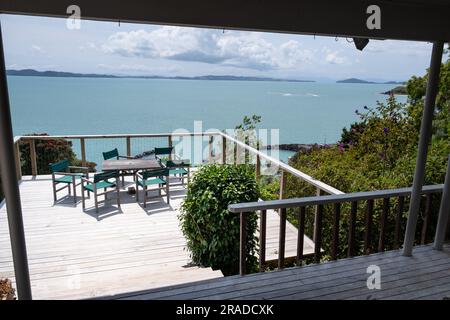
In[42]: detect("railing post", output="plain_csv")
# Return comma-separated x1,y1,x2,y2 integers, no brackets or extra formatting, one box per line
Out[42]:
239,211,247,276
126,136,131,158
331,203,340,260
168,135,173,160
278,208,287,269
394,196,405,249
364,199,374,254
279,170,286,200
29,139,37,176
314,204,323,263
434,155,450,250
259,210,267,272
403,41,444,256
255,154,261,181
15,140,22,181
421,194,433,244
222,135,227,164
80,138,86,167
296,207,306,265
347,201,357,257
378,198,389,252
208,135,213,163
313,187,322,243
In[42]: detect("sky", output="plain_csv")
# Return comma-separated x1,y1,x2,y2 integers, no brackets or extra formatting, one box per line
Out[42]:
0,14,441,82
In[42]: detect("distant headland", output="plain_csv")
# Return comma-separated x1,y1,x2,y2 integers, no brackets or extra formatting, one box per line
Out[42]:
7,69,315,83
337,78,405,85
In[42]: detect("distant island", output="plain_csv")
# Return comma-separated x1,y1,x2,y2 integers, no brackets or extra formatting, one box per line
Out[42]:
337,78,405,85
7,69,315,83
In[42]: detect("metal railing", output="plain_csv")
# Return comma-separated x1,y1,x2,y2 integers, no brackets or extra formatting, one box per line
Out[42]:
13,131,343,199
229,184,445,275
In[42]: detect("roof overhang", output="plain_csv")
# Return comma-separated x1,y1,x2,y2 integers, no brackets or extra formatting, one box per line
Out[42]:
0,0,449,42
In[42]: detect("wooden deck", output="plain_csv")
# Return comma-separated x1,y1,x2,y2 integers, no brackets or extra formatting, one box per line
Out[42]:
106,244,450,300
0,175,312,299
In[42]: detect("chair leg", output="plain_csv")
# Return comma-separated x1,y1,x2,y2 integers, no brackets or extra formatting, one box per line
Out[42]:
104,188,107,200
68,184,71,196
81,186,86,211
52,181,57,203
72,177,77,205
122,174,125,187
144,185,147,208
136,179,139,202
166,176,170,205
116,180,121,209
94,189,99,214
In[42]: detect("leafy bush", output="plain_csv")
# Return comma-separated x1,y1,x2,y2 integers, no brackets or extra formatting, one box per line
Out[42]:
281,59,450,259
19,133,96,175
0,278,16,300
179,164,259,275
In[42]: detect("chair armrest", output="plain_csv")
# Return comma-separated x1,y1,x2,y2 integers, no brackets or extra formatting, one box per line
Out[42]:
81,177,94,184
54,171,86,177
68,166,90,176
135,172,144,180
69,165,90,171
118,155,134,159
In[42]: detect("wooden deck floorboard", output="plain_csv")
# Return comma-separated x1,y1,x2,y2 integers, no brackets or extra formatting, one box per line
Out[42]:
109,244,450,300
0,174,310,299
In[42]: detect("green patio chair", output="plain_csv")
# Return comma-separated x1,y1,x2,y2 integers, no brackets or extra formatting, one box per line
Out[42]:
154,147,190,186
135,168,170,208
102,148,136,186
49,159,90,204
81,171,121,213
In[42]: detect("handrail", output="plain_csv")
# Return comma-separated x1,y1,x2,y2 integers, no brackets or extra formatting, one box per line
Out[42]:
229,184,444,213
218,131,344,195
14,132,218,140
235,183,444,275
13,131,344,197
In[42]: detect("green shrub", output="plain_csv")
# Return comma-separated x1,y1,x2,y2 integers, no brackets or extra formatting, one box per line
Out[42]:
19,133,96,175
280,59,450,259
179,164,259,275
0,278,16,300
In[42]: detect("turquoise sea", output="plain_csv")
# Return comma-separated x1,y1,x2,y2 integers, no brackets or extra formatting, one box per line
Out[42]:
7,76,405,165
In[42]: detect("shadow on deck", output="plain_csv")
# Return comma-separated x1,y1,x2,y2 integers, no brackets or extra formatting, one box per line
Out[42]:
101,244,450,300
0,175,222,299
0,175,315,299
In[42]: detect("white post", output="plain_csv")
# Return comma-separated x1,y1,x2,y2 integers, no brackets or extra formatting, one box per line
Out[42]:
403,41,444,256
433,155,450,250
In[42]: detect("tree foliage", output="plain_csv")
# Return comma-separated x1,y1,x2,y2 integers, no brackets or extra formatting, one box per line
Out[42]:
283,58,450,258
19,133,96,175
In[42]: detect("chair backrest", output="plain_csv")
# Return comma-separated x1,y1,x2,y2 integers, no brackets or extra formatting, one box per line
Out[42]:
94,171,119,183
141,168,169,180
49,159,70,173
154,147,173,158
103,148,119,160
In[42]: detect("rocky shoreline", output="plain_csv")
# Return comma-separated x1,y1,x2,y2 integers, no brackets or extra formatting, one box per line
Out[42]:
262,143,321,153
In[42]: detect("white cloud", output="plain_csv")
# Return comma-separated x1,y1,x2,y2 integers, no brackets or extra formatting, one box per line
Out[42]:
322,47,349,65
102,27,314,71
